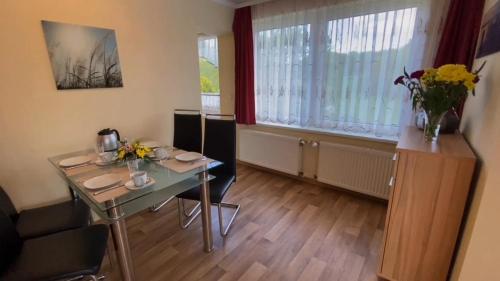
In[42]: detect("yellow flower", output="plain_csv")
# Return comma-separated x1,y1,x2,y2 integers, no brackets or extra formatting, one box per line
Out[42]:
432,64,477,91
421,68,437,86
136,149,146,158
118,149,126,160
464,80,475,91
117,141,154,159
132,142,139,150
436,64,471,82
135,144,152,159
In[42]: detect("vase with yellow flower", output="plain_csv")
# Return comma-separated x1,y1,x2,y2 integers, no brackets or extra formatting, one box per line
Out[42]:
394,63,483,142
117,140,152,174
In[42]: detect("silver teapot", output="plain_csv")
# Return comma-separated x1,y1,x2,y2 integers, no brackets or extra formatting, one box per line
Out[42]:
96,128,120,152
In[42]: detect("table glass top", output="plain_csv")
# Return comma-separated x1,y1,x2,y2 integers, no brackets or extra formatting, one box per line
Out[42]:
49,149,222,221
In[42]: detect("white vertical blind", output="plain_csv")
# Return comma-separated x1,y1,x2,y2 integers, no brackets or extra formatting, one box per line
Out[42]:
253,0,448,140
198,37,219,67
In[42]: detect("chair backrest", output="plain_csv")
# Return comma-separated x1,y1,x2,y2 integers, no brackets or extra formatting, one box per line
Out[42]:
0,186,18,222
0,209,22,274
203,117,236,177
173,111,202,153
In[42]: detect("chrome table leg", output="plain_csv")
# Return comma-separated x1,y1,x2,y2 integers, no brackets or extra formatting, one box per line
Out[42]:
107,203,135,281
199,171,213,252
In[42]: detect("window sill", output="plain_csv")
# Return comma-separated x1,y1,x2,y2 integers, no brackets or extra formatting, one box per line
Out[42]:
252,122,399,145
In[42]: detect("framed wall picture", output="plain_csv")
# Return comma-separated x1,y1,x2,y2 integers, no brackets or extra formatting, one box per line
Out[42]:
476,1,500,59
41,20,123,90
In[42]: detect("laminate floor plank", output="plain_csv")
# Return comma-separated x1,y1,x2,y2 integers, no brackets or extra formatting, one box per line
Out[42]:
297,257,327,281
99,164,386,281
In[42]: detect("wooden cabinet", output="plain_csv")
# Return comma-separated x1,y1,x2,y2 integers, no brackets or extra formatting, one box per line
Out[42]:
378,127,476,281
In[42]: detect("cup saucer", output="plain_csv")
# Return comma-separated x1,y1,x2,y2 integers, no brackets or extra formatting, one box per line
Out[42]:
125,177,155,190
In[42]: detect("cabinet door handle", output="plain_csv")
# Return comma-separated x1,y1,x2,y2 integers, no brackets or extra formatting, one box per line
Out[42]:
392,153,398,161
389,176,394,187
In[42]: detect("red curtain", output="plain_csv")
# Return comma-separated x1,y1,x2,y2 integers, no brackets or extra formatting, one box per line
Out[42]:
433,0,486,116
233,6,256,125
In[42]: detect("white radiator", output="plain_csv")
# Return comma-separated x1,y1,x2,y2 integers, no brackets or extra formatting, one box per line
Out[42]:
317,142,393,199
238,129,302,176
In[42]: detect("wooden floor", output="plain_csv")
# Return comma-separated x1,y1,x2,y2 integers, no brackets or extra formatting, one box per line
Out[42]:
101,164,387,281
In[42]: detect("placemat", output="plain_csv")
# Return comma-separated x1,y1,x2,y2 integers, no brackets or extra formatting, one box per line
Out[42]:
158,150,214,173
75,167,132,203
61,153,100,176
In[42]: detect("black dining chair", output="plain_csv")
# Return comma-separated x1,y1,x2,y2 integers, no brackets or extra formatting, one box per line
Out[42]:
0,186,90,239
176,114,240,237
0,209,109,281
150,109,203,212
173,109,203,153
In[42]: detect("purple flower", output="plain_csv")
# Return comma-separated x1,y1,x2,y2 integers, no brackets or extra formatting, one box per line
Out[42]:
394,75,405,85
410,70,425,80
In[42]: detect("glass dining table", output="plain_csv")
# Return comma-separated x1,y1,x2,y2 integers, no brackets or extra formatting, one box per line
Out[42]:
49,149,221,281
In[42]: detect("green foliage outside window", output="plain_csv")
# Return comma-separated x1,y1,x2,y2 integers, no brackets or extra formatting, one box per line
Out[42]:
199,57,220,94
200,76,217,93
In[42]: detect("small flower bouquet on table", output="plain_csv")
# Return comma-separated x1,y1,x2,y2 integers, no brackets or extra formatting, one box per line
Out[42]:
394,63,483,142
117,140,152,173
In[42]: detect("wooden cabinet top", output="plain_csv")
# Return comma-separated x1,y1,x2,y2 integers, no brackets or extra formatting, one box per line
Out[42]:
397,127,476,159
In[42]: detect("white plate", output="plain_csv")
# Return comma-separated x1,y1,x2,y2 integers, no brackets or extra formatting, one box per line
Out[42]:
59,156,92,168
125,177,155,190
95,159,116,166
141,141,161,148
175,152,203,162
83,174,122,190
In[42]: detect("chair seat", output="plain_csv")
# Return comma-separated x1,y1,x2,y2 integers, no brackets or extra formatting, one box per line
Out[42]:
177,174,235,204
2,224,108,281
16,199,90,239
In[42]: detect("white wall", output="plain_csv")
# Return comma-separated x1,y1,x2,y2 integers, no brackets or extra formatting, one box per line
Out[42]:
451,0,500,279
0,0,233,210
218,33,236,114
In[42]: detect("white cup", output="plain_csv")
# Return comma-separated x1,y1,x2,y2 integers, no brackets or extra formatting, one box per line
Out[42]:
99,152,116,162
131,171,148,187
154,148,169,160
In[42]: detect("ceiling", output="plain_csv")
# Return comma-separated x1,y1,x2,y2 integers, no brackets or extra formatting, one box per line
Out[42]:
212,0,273,8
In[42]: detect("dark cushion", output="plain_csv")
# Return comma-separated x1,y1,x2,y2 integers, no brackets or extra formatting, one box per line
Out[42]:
173,113,202,153
2,224,109,281
0,186,19,222
177,174,235,204
16,199,90,239
0,210,22,275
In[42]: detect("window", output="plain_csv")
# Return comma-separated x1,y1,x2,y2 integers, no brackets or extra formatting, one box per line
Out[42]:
198,36,220,113
253,1,436,140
